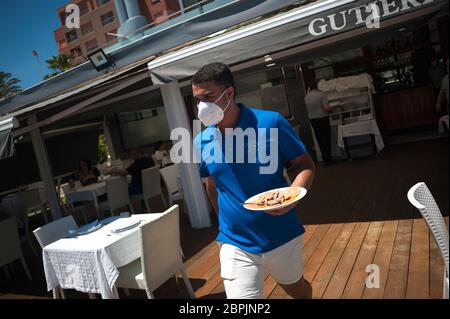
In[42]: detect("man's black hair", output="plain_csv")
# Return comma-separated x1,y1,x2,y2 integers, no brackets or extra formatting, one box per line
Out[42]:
192,62,235,90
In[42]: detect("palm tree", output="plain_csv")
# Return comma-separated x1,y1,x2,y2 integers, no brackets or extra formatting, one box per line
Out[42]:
0,72,22,99
46,54,73,73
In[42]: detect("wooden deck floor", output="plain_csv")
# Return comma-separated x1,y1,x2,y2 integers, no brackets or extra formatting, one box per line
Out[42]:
178,217,448,299
161,138,449,299
1,139,448,299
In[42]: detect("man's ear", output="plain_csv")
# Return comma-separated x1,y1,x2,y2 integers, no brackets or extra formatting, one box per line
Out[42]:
228,86,236,100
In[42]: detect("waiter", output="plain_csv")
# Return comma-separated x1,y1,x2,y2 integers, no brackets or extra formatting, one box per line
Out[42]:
304,81,335,165
193,62,315,299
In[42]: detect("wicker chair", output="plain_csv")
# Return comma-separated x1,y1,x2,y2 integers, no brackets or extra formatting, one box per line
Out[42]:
407,182,449,299
115,205,195,298
0,218,32,281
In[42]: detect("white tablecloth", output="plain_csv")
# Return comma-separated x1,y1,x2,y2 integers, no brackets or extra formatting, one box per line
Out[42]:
43,213,163,299
65,182,107,213
337,120,384,152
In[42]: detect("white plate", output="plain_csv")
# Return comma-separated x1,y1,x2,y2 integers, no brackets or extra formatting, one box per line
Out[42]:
69,221,103,236
243,187,307,211
109,216,140,233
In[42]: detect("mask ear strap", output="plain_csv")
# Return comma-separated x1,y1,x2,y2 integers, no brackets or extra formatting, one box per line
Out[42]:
214,88,228,104
222,94,231,113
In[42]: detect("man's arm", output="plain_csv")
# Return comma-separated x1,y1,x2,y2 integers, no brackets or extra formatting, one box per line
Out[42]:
267,153,315,216
205,176,219,216
289,153,316,190
321,93,334,113
322,103,334,113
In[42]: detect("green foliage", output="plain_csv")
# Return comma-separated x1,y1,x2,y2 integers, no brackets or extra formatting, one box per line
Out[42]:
0,71,22,99
98,134,109,164
46,54,73,73
43,72,60,80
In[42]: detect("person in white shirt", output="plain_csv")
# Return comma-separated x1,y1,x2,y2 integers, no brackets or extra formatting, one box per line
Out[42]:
304,81,335,165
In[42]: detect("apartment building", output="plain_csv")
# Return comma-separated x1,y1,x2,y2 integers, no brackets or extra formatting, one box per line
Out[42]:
54,0,182,66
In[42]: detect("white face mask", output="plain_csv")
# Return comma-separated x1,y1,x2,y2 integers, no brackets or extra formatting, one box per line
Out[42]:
197,89,231,127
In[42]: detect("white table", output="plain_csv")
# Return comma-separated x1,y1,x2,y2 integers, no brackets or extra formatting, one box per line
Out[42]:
337,120,384,152
65,182,106,212
42,213,163,299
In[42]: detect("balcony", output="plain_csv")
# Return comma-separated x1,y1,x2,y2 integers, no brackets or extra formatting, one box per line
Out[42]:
103,0,234,53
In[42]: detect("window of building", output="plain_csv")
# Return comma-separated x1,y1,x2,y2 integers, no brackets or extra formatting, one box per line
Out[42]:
79,1,89,15
81,21,94,35
58,39,67,50
66,30,78,43
234,67,292,118
96,0,111,7
70,47,83,58
85,39,98,52
101,12,115,25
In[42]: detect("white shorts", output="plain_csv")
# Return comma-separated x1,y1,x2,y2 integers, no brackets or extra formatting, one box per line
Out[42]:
219,235,304,299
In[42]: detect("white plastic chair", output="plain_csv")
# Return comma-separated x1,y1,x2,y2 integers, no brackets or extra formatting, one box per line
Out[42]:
99,177,134,216
17,188,49,223
114,205,195,299
160,164,184,207
138,165,167,213
33,216,78,299
0,218,32,280
33,215,78,249
407,182,449,299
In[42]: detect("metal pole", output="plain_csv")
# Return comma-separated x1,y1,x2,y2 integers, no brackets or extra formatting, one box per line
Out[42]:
178,0,185,14
29,116,62,221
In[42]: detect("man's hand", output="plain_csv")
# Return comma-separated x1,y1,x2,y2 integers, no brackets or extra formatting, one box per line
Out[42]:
264,153,315,216
264,202,298,216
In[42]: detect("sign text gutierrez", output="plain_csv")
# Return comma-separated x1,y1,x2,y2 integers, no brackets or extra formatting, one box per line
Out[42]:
309,0,434,36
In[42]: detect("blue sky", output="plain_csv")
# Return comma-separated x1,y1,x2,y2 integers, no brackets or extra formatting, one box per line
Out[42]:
0,0,69,90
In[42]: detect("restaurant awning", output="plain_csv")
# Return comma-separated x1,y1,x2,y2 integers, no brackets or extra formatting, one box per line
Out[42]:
0,117,19,159
148,0,448,84
0,0,313,118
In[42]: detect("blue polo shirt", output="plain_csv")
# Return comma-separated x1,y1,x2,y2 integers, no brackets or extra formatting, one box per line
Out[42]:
193,104,307,253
